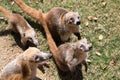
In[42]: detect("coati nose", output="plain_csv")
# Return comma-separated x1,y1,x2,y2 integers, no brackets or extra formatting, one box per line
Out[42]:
89,46,93,50
46,54,52,59
47,54,52,59
76,21,81,25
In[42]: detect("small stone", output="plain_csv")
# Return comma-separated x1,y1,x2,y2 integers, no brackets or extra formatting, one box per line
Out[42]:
88,16,93,21
84,21,89,27
99,35,103,40
96,51,102,56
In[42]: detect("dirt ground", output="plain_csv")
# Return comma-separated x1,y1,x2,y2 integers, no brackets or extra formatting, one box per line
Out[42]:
0,35,23,71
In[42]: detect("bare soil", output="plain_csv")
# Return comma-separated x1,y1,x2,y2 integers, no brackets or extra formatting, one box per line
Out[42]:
0,35,23,71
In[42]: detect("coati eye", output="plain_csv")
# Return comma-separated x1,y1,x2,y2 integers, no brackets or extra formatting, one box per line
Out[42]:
69,17,74,24
29,37,32,40
70,17,73,21
28,37,33,42
34,55,40,62
79,45,84,50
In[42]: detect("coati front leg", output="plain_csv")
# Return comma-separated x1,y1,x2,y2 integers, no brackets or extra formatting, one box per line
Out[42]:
82,60,88,72
67,58,78,72
74,32,81,40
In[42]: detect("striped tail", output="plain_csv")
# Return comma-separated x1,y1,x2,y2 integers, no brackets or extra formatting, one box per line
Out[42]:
0,6,11,19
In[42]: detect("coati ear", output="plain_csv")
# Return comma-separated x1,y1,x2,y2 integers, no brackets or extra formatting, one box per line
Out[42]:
76,12,79,15
72,43,76,49
69,17,74,24
83,38,87,43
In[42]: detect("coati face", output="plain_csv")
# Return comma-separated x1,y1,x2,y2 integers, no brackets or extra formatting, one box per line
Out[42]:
23,47,52,63
23,29,39,46
65,12,81,25
76,38,92,52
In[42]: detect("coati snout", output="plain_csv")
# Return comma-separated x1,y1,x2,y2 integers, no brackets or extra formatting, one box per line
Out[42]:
23,47,52,63
31,52,52,63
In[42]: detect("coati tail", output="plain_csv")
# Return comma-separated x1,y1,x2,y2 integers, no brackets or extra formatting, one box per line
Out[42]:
0,6,11,18
13,0,43,22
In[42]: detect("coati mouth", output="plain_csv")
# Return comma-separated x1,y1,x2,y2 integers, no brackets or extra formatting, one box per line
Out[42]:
26,40,38,47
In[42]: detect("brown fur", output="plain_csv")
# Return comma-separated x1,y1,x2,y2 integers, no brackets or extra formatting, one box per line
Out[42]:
44,7,81,43
13,0,85,72
6,61,31,80
0,47,52,80
0,6,38,48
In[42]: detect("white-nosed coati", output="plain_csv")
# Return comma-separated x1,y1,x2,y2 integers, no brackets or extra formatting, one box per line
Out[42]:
0,6,39,48
0,47,52,80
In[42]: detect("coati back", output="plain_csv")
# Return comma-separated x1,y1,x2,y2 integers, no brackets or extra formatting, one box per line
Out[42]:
0,6,38,48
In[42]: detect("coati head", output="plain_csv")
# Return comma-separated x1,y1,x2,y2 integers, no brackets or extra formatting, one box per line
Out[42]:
23,29,39,46
75,38,92,52
65,12,81,25
23,47,52,64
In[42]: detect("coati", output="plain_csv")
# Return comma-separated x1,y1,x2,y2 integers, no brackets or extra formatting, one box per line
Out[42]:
13,0,91,72
13,0,81,44
0,6,39,48
0,47,52,80
44,7,81,43
56,38,92,72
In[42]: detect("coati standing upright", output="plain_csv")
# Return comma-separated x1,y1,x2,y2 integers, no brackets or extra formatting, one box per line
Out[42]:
0,6,39,48
56,38,92,72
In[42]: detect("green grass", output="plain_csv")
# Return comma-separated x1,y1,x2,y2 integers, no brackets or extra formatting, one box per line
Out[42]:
0,0,120,80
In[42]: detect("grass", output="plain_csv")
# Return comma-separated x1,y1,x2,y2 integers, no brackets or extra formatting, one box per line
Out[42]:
0,0,120,80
